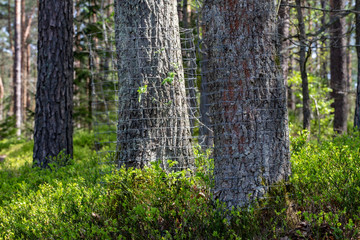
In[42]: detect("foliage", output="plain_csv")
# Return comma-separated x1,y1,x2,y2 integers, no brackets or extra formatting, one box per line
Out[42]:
0,131,360,239
290,133,360,239
288,71,334,139
0,115,16,140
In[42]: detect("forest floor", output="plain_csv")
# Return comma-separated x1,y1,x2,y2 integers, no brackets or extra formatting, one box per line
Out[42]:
0,130,359,239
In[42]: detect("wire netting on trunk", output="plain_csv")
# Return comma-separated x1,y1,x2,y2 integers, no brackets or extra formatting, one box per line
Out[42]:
201,0,291,207
89,28,200,173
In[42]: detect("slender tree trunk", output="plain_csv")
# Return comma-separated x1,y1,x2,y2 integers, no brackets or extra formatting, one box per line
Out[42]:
7,0,14,116
14,0,22,136
115,0,194,170
296,0,311,131
21,0,27,123
183,0,189,28
33,0,74,168
278,0,290,103
26,42,31,110
354,0,360,128
203,0,290,207
330,0,348,134
20,2,35,123
288,26,296,111
0,76,3,121
346,17,352,94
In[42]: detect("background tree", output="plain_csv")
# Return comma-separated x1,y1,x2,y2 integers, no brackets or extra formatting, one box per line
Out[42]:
0,76,3,121
330,0,348,134
33,0,74,167
355,0,360,128
14,0,21,136
203,0,291,207
20,0,36,123
296,0,311,131
114,0,194,169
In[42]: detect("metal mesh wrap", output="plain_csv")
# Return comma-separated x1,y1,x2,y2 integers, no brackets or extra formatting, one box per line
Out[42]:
90,28,199,172
201,0,291,207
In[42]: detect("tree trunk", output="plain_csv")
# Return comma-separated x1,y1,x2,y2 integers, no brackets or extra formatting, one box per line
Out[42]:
330,0,348,134
296,0,311,131
7,0,14,116
21,0,27,123
278,0,290,105
33,0,74,168
20,2,35,123
26,42,31,110
115,0,194,170
346,14,352,96
0,76,3,121
8,0,14,54
320,0,328,82
354,0,360,129
183,0,189,28
203,0,290,208
14,0,22,136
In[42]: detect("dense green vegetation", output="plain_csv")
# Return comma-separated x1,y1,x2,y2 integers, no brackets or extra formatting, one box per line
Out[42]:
0,130,359,239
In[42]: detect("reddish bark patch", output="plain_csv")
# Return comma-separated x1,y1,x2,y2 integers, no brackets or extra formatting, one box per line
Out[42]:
242,60,251,79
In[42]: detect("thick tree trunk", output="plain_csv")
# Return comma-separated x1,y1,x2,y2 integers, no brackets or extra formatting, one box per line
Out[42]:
14,0,22,136
115,0,194,170
355,0,360,128
296,0,311,131
203,0,290,207
330,0,348,134
33,0,74,168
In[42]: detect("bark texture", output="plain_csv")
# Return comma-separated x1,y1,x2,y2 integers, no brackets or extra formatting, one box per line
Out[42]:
115,0,194,170
330,0,348,134
296,0,311,131
33,0,74,168
202,0,290,207
355,0,360,129
14,0,22,136
278,0,290,92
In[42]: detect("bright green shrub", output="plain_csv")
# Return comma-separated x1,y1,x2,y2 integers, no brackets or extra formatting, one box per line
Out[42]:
1,131,360,239
290,133,360,239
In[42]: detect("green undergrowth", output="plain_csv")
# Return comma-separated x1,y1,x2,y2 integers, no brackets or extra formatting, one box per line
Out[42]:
0,131,359,239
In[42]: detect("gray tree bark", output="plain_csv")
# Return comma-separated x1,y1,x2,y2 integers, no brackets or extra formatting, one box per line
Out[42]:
33,0,74,168
203,0,291,207
330,0,348,134
296,0,311,131
14,0,22,136
115,0,194,170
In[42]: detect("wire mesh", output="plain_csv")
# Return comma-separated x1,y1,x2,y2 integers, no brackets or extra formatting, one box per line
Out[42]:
89,28,200,173
200,1,291,208
89,0,291,208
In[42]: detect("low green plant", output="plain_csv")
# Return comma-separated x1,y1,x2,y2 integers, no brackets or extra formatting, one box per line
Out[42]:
288,71,334,139
1,131,360,239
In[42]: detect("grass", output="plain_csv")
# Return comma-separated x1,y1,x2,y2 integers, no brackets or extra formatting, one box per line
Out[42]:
0,130,359,239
